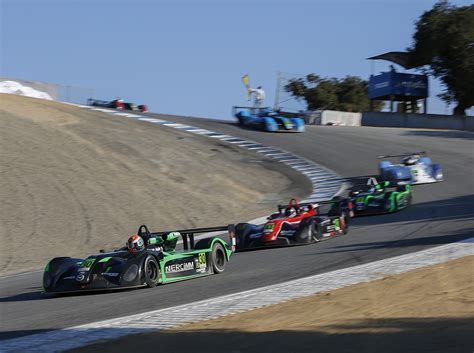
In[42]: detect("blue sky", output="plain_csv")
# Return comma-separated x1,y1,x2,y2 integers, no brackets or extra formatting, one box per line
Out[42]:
2,0,473,118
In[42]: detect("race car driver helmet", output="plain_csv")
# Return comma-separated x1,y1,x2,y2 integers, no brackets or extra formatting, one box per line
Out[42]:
402,155,419,166
285,207,297,218
127,234,145,253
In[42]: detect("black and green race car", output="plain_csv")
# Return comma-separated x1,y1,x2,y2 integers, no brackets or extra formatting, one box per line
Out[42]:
43,224,234,294
350,177,412,216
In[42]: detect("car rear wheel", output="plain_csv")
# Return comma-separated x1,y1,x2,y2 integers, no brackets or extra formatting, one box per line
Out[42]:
312,223,323,242
211,243,226,274
341,212,349,235
235,223,253,251
407,194,413,206
144,256,160,288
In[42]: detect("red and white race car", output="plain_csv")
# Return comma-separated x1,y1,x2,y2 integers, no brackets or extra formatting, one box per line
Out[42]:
233,198,353,251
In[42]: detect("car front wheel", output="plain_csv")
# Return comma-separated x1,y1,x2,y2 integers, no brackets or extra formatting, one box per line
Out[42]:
211,243,226,274
144,256,160,287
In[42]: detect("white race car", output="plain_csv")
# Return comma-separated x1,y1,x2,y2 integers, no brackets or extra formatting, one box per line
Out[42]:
378,152,443,185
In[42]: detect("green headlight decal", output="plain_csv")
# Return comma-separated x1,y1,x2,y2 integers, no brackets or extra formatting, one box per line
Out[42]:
264,224,274,230
81,258,96,268
98,257,112,263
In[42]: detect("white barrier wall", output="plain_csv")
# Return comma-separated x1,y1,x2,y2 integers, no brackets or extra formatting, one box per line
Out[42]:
361,112,474,131
321,110,361,126
304,110,474,131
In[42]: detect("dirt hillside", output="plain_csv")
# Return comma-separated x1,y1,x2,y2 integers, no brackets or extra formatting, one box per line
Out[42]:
0,94,310,275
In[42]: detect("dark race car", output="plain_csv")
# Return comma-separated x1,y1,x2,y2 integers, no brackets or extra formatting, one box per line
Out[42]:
88,98,125,110
43,224,234,294
232,198,353,251
88,98,148,113
350,177,412,216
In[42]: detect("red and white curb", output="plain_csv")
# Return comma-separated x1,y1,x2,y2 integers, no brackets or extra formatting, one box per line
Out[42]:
2,237,472,352
74,105,344,202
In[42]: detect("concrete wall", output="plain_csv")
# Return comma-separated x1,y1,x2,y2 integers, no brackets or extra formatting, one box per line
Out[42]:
304,110,361,126
362,112,474,131
304,109,474,132
322,110,361,126
305,111,323,125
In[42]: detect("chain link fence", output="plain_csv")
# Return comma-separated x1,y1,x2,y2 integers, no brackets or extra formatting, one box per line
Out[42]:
273,71,308,113
57,84,95,105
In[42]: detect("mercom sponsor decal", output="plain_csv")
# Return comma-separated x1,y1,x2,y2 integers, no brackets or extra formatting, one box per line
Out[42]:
165,262,194,273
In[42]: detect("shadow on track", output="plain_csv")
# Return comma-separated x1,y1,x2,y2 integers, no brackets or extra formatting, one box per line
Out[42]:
315,227,473,255
350,194,474,227
0,329,53,342
61,317,474,353
0,286,138,303
402,129,474,140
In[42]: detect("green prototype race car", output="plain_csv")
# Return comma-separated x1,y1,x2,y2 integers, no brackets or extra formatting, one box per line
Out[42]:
350,177,412,216
43,224,235,294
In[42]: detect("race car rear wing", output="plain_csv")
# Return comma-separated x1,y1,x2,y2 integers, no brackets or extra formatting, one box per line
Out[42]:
143,225,236,251
87,98,111,105
232,106,271,115
378,151,426,158
232,106,271,110
277,199,344,211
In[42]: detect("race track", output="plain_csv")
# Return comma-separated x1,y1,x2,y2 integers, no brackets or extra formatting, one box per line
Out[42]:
1,114,473,341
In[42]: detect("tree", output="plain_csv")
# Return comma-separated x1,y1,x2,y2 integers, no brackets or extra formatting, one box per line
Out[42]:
409,1,474,115
285,75,382,112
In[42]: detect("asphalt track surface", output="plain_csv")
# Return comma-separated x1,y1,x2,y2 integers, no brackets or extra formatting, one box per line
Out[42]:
1,114,473,341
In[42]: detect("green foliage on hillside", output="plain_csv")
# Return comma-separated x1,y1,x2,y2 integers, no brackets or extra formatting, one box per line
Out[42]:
285,75,383,112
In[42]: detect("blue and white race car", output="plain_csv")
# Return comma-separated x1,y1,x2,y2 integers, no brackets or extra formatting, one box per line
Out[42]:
232,106,305,132
378,152,443,185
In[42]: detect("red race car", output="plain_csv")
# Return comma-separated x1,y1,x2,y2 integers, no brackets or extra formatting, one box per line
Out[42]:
233,198,353,251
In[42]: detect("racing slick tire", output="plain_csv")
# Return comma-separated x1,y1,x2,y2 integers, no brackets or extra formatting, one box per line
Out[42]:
396,193,411,210
383,193,394,212
341,212,349,235
313,223,323,242
296,218,318,243
234,223,253,251
211,242,226,274
144,256,160,288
